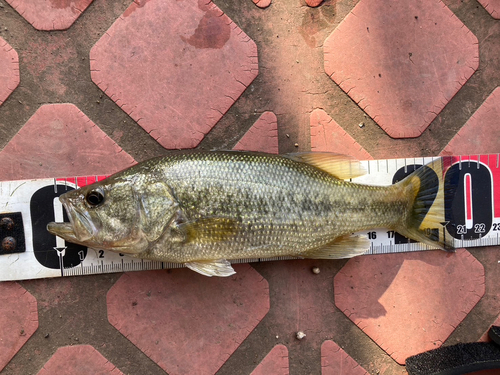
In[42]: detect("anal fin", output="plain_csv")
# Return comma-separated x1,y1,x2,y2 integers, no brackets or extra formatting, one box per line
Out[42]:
185,259,236,277
303,234,370,259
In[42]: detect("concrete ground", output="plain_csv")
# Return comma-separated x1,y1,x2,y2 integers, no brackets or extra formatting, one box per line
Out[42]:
0,0,500,374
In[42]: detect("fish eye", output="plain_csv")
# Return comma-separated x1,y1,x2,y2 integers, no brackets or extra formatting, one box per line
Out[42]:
85,189,105,207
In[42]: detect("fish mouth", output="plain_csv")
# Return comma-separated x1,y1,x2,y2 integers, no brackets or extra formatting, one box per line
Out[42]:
47,222,79,242
47,196,97,243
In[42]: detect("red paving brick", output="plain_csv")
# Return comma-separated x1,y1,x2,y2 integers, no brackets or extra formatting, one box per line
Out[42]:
107,265,269,375
37,345,123,375
90,0,258,149
321,340,369,375
0,1,499,374
310,109,373,160
474,247,500,343
324,0,478,138
334,249,485,364
478,0,500,19
0,282,38,371
0,103,135,180
5,0,93,30
306,0,324,7
250,344,289,375
441,87,500,155
0,37,19,105
252,0,271,9
233,111,279,153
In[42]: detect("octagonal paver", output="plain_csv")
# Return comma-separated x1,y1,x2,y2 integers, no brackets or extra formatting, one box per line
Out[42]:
324,0,478,138
478,0,500,19
310,109,372,159
233,111,279,153
37,345,123,375
90,0,258,149
0,37,19,106
252,0,271,8
0,282,38,371
442,87,500,155
334,249,484,364
0,103,135,180
250,345,289,375
107,265,269,375
471,246,500,343
5,0,93,30
321,340,369,375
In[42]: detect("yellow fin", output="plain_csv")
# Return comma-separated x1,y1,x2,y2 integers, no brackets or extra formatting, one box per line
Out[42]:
393,158,457,251
185,259,236,277
179,218,240,244
303,234,370,259
285,152,366,180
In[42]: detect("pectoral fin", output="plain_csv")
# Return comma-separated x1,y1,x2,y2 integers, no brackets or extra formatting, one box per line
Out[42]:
303,234,370,259
177,217,241,244
285,152,366,180
185,259,236,277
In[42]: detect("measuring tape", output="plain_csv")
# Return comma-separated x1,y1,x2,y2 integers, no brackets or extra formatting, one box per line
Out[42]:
0,154,498,281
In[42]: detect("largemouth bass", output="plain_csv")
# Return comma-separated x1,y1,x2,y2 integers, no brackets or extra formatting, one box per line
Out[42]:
47,151,454,277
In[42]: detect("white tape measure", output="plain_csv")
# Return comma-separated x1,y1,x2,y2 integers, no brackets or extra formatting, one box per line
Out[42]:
0,154,498,281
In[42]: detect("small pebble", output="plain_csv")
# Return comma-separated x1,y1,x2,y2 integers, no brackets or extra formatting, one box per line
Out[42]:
44,333,50,339
358,122,365,128
294,143,299,147
312,267,320,274
296,331,306,340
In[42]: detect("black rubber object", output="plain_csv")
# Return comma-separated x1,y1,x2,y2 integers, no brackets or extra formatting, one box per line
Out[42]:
406,326,500,375
489,325,500,347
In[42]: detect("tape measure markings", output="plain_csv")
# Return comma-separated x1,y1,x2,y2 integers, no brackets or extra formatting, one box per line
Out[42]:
1,154,499,281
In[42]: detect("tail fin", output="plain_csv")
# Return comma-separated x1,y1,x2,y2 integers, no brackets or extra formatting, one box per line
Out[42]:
394,158,456,251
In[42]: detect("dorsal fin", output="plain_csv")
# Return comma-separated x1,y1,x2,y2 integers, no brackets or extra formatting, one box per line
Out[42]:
285,152,366,180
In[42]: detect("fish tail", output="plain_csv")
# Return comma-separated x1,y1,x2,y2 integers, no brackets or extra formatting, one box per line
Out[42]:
394,158,456,251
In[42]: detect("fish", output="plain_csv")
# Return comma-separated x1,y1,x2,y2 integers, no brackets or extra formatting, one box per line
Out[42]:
47,151,455,277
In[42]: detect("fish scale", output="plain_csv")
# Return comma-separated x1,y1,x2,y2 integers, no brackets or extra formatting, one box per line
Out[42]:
47,151,439,278
136,153,397,262
1,152,498,280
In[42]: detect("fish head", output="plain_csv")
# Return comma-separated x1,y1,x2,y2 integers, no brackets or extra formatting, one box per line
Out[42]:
47,176,177,254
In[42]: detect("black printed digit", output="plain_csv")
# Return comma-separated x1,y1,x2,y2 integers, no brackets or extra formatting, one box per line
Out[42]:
444,161,493,240
30,185,88,269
